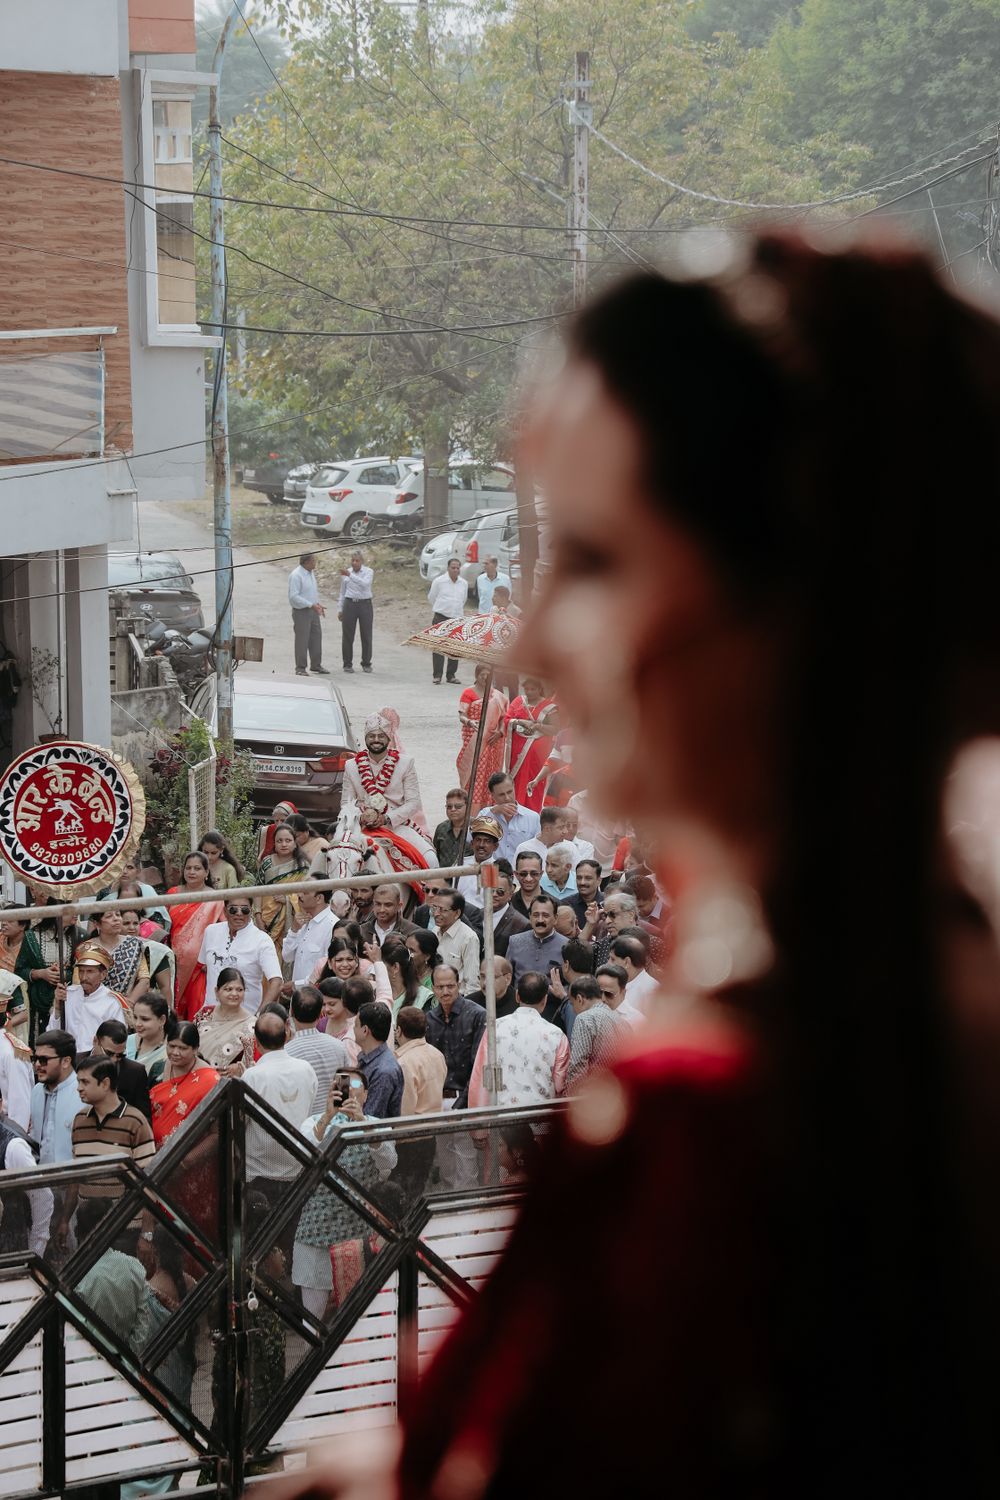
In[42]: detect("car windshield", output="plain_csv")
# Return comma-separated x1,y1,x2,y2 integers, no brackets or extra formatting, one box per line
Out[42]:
311,466,348,487
108,556,188,588
235,692,346,739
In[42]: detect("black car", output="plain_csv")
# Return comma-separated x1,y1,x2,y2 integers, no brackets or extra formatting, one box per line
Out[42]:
238,452,307,503
108,552,205,632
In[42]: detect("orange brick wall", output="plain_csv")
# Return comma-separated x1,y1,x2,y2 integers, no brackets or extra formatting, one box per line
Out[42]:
129,0,196,55
0,72,132,456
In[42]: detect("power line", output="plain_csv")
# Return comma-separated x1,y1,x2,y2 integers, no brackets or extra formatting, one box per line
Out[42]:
583,120,994,212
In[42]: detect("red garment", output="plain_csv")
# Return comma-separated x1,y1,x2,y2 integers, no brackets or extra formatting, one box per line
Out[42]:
457,687,507,811
399,1023,771,1498
504,694,557,813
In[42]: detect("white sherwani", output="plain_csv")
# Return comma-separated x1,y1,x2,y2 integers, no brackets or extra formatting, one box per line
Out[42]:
343,750,427,833
63,983,122,1054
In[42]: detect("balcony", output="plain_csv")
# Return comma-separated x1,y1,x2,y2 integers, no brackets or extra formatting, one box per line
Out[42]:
0,326,114,463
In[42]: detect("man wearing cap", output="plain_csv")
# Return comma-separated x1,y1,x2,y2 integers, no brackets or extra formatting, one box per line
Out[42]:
54,947,124,1055
456,814,501,902
342,712,428,835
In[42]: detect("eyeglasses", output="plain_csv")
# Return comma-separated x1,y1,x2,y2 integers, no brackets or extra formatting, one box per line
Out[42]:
32,1054,58,1066
227,905,252,915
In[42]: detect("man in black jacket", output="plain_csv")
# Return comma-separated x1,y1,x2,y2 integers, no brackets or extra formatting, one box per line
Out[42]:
92,1021,152,1123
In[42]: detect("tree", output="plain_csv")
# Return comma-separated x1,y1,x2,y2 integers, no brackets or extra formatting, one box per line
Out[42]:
194,0,290,129
687,0,803,48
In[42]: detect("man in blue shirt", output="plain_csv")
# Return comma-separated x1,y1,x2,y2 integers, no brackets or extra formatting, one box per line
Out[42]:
355,1002,403,1118
487,771,541,864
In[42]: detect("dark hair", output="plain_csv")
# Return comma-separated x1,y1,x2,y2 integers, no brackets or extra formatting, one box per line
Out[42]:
611,935,648,970
132,992,178,1040
174,1022,201,1049
408,928,439,964
487,771,512,792
182,849,214,887
341,976,374,1015
254,1010,287,1050
381,936,420,1005
272,823,308,870
326,935,360,977
495,858,514,880
595,963,627,992
33,1028,76,1060
307,875,332,902
396,1005,427,1041
568,238,1000,1486
285,813,313,837
436,890,464,915
357,1001,391,1043
299,551,315,565
616,926,651,955
515,850,542,869
332,920,364,949
499,1120,537,1173
291,986,324,1025
77,1053,119,1087
562,939,594,975
576,859,602,879
539,807,564,828
0,906,29,930
116,881,143,903
216,966,245,993
529,893,557,914
516,971,549,1008
318,976,344,1002
95,1020,128,1046
569,976,602,1002
445,787,468,803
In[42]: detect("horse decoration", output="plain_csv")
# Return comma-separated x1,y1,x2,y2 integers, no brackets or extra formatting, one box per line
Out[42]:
321,800,438,915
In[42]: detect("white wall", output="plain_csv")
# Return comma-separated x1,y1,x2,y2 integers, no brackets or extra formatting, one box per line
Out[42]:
0,0,119,75
3,460,135,552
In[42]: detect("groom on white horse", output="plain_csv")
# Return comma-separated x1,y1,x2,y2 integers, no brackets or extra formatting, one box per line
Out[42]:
343,709,428,836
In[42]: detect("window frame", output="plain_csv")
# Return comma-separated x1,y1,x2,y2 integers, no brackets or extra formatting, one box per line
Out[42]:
136,68,221,350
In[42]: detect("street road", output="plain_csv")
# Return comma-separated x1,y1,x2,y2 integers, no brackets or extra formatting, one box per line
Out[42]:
139,501,464,829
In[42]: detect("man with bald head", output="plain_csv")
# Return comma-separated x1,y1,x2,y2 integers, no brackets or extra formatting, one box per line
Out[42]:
243,1005,318,1241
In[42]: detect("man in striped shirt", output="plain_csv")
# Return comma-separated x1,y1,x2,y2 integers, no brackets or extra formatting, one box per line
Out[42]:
69,1054,155,1208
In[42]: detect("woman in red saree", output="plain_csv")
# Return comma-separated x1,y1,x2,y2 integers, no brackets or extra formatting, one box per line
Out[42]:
168,852,224,1021
151,1022,221,1249
503,675,557,812
265,240,1000,1497
456,664,507,812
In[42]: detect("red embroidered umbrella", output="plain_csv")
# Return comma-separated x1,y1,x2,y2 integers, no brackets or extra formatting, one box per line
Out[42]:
403,608,521,855
402,607,520,665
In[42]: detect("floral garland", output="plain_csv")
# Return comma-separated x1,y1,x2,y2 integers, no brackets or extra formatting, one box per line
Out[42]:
353,749,400,800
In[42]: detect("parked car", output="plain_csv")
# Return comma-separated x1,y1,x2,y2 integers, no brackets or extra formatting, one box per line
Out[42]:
419,530,459,582
300,456,421,543
390,460,518,535
108,551,205,632
283,462,319,504
452,507,519,591
186,674,356,822
240,452,308,503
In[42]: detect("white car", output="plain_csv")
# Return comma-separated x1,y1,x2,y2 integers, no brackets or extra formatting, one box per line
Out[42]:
390,459,518,535
419,529,459,581
453,506,520,589
300,456,421,543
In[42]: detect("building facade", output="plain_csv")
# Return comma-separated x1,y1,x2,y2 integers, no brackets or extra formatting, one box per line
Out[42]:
0,0,214,759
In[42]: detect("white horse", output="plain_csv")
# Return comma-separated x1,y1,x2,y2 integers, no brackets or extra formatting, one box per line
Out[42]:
322,800,437,914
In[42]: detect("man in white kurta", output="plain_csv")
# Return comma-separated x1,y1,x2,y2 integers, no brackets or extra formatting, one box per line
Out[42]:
55,946,123,1056
343,712,427,834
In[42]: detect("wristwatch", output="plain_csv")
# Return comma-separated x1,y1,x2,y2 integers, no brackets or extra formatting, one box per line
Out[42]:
141,1230,154,1242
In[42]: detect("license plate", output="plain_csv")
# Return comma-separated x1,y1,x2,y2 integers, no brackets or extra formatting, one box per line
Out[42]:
303,515,326,525
244,468,256,478
257,758,305,775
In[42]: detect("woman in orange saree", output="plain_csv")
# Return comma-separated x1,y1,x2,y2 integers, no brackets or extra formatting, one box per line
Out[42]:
456,664,507,813
167,852,224,1022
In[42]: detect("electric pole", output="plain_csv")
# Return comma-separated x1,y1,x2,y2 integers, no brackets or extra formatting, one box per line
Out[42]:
568,51,591,309
209,6,239,755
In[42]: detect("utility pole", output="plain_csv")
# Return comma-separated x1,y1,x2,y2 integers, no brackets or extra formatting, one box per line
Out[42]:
568,51,591,309
209,7,240,755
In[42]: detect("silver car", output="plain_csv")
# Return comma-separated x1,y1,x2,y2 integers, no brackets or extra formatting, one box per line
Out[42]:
451,507,519,590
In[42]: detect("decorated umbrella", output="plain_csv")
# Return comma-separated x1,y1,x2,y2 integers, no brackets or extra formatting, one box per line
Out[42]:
403,609,521,851
0,740,146,977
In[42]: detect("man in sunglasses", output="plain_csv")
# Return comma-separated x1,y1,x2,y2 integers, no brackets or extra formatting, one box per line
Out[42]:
197,898,282,1014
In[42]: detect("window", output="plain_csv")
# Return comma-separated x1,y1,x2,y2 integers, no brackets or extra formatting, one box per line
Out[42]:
358,465,399,486
480,467,515,492
449,467,474,490
138,70,219,348
313,466,349,487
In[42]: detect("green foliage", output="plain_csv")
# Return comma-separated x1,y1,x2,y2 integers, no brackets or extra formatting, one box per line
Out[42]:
141,718,257,884
194,0,290,130
687,0,803,47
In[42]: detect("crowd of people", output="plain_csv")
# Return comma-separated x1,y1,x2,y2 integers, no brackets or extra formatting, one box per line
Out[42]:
0,693,668,1314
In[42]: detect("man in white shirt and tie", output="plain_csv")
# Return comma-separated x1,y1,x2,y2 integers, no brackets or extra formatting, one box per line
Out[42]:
282,880,336,987
288,552,329,678
427,558,469,684
338,550,375,675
